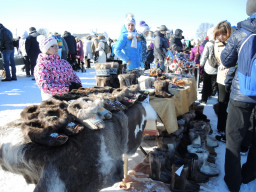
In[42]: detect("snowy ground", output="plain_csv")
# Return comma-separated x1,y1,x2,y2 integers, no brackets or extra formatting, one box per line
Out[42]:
0,65,255,192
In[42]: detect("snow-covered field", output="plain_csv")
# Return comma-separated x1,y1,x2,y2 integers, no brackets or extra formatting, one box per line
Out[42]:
0,65,255,192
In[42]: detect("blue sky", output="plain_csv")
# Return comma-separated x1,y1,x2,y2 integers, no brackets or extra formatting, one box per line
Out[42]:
1,0,248,39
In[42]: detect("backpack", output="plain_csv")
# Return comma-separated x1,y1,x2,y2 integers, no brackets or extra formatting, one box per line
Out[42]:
208,41,219,68
237,30,256,96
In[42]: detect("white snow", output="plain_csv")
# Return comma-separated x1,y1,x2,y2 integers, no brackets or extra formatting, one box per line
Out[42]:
0,65,256,192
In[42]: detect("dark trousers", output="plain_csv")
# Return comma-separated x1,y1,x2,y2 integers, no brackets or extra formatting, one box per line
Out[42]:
217,84,230,133
201,71,217,102
224,99,256,191
23,56,31,76
28,56,38,76
67,53,76,65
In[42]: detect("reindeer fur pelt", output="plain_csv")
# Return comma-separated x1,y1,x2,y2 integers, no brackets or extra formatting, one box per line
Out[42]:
0,102,157,192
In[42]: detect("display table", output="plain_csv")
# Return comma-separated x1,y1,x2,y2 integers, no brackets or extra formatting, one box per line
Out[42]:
145,77,197,134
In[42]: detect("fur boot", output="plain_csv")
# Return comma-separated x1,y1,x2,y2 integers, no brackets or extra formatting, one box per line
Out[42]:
67,97,106,130
171,159,200,192
138,75,155,95
118,74,131,87
96,76,112,87
154,80,173,98
184,153,209,183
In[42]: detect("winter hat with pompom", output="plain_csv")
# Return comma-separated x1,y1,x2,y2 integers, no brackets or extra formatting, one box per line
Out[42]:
138,20,150,34
246,0,256,16
125,15,136,27
38,36,58,54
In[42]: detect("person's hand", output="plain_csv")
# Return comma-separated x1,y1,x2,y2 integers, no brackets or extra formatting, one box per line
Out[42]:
127,60,131,65
224,68,229,76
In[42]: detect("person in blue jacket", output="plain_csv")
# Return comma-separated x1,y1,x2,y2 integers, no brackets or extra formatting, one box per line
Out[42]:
114,15,142,71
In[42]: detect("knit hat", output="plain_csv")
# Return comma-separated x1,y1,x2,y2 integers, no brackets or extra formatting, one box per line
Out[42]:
125,15,136,26
137,20,150,34
38,36,58,54
29,27,36,32
246,0,256,16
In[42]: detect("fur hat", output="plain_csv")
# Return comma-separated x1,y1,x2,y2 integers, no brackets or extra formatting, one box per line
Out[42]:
246,0,256,16
38,36,58,54
158,25,168,31
29,27,36,32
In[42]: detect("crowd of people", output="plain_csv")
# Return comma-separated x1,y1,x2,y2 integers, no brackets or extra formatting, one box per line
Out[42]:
1,0,256,191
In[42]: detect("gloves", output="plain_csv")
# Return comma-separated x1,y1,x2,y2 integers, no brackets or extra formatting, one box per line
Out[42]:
69,82,82,92
225,85,231,93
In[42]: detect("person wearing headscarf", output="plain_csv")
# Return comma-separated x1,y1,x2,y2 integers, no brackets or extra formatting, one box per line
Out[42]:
114,14,142,71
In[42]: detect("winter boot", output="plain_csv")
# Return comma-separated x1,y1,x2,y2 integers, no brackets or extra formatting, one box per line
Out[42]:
171,159,200,192
87,59,91,68
96,76,112,87
184,153,209,183
154,80,173,98
118,74,131,87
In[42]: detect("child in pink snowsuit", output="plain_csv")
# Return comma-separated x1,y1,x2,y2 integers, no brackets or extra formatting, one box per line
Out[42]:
34,36,81,100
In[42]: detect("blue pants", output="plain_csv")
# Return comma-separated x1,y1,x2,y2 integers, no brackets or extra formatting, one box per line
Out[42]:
1,49,16,79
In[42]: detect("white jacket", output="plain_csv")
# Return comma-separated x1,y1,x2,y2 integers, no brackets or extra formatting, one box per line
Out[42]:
19,31,28,56
83,39,93,59
97,41,106,63
200,41,218,75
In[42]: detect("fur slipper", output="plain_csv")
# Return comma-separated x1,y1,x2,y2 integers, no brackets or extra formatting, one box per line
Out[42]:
128,84,140,94
21,119,69,146
112,87,130,101
40,98,68,110
20,104,40,121
53,92,88,101
67,97,105,130
38,107,69,130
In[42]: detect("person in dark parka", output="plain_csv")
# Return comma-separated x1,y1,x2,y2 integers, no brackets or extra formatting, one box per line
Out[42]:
63,31,77,65
25,27,41,77
153,25,169,72
220,0,256,191
170,29,184,54
0,23,16,81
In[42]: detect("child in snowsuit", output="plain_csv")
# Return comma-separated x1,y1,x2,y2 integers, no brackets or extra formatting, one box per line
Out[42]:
34,36,81,101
